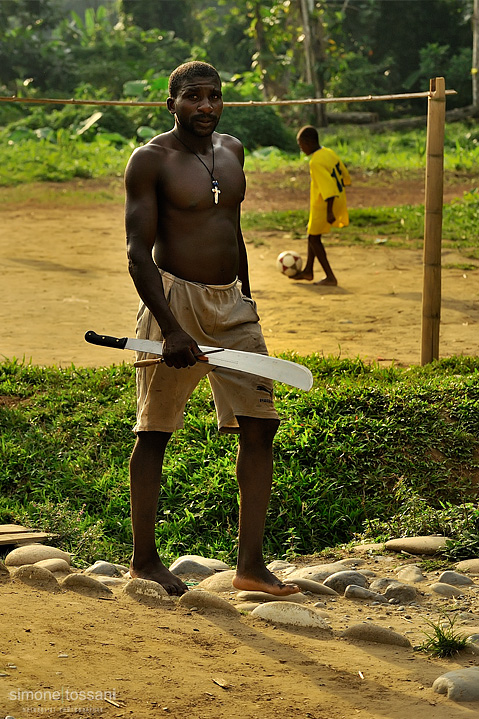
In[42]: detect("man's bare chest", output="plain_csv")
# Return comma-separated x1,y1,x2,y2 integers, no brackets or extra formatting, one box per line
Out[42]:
159,151,246,211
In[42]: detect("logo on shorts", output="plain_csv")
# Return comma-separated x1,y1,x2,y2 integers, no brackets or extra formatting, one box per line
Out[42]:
257,384,274,403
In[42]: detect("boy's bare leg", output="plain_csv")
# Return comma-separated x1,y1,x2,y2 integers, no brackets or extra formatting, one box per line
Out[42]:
232,416,300,596
310,234,337,285
129,431,188,595
293,234,337,285
291,237,315,281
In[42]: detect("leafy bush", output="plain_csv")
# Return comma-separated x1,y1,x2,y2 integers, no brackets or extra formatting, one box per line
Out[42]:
220,83,297,152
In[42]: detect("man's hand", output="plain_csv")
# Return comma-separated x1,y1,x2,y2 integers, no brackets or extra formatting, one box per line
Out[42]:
162,329,207,369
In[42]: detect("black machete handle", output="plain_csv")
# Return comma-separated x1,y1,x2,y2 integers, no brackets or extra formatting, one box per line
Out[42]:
84,331,128,350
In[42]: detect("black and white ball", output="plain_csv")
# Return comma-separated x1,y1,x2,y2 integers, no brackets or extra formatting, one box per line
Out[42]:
276,250,303,277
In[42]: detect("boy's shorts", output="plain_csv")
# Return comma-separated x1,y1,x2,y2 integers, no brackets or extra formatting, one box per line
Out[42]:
133,269,279,434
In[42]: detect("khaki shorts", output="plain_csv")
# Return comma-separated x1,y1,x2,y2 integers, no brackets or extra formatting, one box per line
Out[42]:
133,269,279,434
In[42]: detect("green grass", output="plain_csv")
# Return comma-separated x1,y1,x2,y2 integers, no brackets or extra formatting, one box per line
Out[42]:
0,134,133,187
246,122,479,175
1,355,479,567
417,613,468,658
242,190,479,252
1,122,479,187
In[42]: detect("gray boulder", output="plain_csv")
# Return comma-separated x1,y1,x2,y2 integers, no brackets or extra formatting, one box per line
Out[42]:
384,582,417,604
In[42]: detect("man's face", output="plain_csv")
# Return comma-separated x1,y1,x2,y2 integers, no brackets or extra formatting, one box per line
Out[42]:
168,76,223,137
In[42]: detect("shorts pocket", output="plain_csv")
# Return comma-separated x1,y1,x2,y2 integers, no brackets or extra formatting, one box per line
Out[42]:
241,295,260,320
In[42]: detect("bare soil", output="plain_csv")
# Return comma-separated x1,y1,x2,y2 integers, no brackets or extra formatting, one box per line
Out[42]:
1,170,478,367
1,170,479,719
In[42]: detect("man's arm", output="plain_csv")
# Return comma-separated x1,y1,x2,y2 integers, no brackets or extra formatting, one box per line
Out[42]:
228,138,251,298
125,147,203,368
236,208,251,298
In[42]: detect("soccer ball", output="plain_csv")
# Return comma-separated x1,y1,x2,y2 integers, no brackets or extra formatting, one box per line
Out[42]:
276,250,303,277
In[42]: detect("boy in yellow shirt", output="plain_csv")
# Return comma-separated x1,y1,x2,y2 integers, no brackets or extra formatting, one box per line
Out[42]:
293,125,351,285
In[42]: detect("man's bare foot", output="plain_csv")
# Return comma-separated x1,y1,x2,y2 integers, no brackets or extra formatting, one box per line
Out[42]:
291,270,314,281
314,277,337,286
232,567,300,596
130,559,188,596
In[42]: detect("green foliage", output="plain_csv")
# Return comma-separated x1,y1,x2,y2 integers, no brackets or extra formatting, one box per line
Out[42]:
443,532,479,562
1,121,477,190
417,613,468,658
221,83,297,151
1,356,479,565
0,134,133,186
404,43,472,107
360,500,479,544
0,0,474,133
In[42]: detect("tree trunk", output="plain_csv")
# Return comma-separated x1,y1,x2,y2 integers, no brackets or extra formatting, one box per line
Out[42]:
298,0,327,126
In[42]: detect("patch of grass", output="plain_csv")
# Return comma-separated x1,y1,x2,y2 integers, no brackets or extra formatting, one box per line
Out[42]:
0,135,132,187
1,123,478,188
1,356,479,566
359,500,479,545
243,123,479,175
443,263,479,272
443,532,479,562
0,178,124,206
419,558,455,573
242,193,479,250
417,613,468,658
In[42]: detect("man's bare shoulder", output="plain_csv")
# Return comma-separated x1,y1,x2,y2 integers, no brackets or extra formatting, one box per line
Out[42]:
125,132,177,184
215,132,244,160
129,132,175,161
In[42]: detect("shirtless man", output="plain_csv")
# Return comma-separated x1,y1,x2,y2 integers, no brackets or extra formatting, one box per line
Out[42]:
125,61,299,597
293,125,351,286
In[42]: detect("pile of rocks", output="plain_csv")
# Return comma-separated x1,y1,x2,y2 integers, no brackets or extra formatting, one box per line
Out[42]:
3,535,479,703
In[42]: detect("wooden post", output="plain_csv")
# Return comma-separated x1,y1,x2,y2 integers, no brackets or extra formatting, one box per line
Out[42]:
421,77,446,365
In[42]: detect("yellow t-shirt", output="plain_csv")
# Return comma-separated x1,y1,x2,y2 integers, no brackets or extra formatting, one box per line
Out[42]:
308,147,351,235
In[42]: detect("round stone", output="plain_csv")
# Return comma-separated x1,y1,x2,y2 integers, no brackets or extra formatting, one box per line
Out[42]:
13,564,60,592
251,601,331,629
323,571,369,594
342,623,411,647
5,544,71,567
179,589,239,614
61,573,113,598
123,578,169,606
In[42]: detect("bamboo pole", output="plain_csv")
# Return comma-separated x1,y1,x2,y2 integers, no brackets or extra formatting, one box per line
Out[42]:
421,77,446,365
0,89,457,109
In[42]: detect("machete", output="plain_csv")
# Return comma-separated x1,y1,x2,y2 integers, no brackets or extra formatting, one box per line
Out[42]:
85,330,313,391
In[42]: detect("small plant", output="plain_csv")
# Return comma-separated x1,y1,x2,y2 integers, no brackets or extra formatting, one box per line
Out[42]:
417,613,468,658
443,532,479,562
419,558,454,573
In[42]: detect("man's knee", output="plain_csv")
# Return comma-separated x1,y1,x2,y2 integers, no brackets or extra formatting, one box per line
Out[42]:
134,430,171,454
237,416,280,445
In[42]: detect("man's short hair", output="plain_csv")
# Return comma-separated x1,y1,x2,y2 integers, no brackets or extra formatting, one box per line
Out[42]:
168,61,221,98
297,125,319,143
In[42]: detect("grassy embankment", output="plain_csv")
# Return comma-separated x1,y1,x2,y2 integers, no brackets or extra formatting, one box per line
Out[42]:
2,356,479,568
1,124,478,567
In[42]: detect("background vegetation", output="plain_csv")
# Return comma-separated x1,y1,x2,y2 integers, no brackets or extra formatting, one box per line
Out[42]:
0,0,476,140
